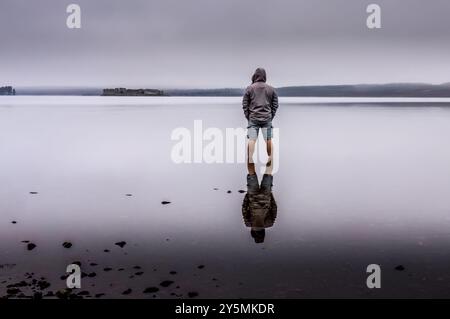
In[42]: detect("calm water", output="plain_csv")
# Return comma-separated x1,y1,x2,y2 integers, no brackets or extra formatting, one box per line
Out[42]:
1,96,450,298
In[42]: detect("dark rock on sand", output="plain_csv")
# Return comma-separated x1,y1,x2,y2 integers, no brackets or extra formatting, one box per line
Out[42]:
227,190,232,193
170,271,177,275
87,272,97,278
188,292,199,298
7,288,21,295
161,201,171,205
118,268,124,271
197,265,205,269
143,287,159,294
160,280,174,288
104,249,110,253
103,267,113,272
135,272,144,276
95,293,105,298
11,221,17,224
395,265,405,271
122,289,132,295
115,241,127,248
37,280,51,290
62,242,73,249
125,194,133,197
133,266,141,270
27,243,37,251
29,192,38,195
238,190,246,193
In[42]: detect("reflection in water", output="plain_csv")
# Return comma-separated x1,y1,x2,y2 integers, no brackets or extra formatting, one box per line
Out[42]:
242,173,277,243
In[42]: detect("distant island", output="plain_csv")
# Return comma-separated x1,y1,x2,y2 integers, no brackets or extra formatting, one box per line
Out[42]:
102,88,164,96
0,86,16,95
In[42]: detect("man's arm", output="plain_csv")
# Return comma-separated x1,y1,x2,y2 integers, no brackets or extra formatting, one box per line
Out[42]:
242,87,251,120
271,89,279,120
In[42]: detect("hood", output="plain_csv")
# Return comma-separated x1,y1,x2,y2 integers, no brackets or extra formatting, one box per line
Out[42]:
251,68,266,83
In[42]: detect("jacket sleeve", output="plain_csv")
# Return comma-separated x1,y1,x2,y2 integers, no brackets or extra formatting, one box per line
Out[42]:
271,89,279,120
242,87,251,120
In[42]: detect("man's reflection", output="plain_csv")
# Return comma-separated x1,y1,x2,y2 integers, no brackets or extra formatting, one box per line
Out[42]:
241,171,277,244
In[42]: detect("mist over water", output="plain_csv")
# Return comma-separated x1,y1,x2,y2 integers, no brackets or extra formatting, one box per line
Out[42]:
1,97,450,298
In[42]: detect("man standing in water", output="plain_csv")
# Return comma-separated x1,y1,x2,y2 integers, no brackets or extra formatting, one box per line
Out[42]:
242,68,279,174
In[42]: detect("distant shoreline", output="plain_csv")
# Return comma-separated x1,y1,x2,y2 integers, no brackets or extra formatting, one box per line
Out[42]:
5,83,450,98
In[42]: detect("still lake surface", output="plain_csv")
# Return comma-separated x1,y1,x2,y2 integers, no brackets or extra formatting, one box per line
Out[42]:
1,96,450,298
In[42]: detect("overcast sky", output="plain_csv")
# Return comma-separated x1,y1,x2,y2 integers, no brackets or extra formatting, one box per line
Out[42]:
1,0,450,88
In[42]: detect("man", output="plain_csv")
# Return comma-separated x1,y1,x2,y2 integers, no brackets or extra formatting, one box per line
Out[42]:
242,68,279,172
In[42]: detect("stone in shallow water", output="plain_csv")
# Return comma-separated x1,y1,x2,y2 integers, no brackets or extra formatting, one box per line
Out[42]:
227,190,232,193
11,221,17,224
115,241,127,248
27,243,37,251
197,265,205,269
103,267,113,272
160,280,174,287
122,289,132,295
29,192,38,195
87,272,96,278
238,190,246,193
188,291,199,298
170,271,177,275
395,265,405,271
161,201,171,205
143,287,159,294
104,249,110,253
62,242,73,249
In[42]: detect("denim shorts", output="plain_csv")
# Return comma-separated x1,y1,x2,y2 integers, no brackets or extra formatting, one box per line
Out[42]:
247,120,272,140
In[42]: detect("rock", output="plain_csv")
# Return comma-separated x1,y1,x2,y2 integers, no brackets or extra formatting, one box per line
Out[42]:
37,280,51,290
87,272,96,278
125,194,133,197
11,221,17,224
103,267,113,272
143,287,159,294
122,289,132,295
135,272,144,276
7,288,21,295
29,192,38,195
227,190,232,193
115,241,127,248
133,266,141,270
213,188,219,190
188,291,199,298
395,265,405,271
238,190,246,193
62,242,73,249
89,263,98,266
104,249,110,253
160,280,174,287
161,201,171,205
27,243,37,251
170,271,177,275
197,265,205,269
118,268,124,271
95,293,105,298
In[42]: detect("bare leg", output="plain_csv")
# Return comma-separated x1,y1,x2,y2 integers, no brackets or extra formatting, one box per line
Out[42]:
247,139,256,175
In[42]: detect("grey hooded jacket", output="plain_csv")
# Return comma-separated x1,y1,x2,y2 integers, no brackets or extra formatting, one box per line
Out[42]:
242,68,279,123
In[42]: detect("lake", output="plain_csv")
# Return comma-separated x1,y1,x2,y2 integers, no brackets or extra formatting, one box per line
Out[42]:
1,96,450,298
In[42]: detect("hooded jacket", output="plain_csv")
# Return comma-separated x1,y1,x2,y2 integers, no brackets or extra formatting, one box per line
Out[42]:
242,68,279,122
